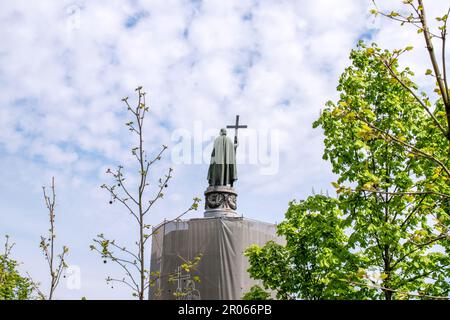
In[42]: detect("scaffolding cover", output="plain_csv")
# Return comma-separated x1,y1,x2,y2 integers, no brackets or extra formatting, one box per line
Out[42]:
149,216,283,300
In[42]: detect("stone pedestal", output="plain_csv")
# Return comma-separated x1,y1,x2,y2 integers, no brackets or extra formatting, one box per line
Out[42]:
204,186,238,218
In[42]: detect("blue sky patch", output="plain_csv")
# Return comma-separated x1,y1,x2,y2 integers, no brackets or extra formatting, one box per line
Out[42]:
125,10,149,28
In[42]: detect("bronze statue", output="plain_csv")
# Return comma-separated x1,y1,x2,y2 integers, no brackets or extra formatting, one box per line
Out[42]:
207,128,237,187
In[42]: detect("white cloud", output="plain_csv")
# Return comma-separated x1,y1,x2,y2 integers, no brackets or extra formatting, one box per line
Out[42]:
0,0,446,299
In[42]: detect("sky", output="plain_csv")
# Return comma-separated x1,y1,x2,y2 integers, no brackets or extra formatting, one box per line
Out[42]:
0,0,448,299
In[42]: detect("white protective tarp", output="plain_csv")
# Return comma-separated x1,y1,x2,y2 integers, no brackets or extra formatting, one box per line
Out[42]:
149,216,283,300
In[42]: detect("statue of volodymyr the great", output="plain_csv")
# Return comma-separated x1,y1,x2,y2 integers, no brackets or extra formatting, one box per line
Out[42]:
207,128,237,187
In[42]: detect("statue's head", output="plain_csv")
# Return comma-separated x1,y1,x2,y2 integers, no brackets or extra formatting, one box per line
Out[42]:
220,128,227,136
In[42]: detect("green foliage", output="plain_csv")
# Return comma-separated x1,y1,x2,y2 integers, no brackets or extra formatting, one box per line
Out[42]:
0,238,34,300
246,196,366,299
245,241,292,299
242,285,271,300
316,43,450,299
0,256,33,300
246,43,450,300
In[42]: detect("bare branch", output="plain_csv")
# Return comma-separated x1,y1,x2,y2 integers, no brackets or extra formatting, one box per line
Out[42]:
25,272,46,300
441,7,450,100
359,188,450,200
144,198,201,245
143,168,173,216
102,184,140,223
107,277,139,293
3,235,15,258
95,87,200,300
418,0,449,105
114,167,139,206
40,177,68,300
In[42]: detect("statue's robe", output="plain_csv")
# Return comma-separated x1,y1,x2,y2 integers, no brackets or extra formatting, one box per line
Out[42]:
207,135,237,186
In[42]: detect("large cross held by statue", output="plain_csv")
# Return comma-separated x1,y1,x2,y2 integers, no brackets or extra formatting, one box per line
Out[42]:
226,115,247,146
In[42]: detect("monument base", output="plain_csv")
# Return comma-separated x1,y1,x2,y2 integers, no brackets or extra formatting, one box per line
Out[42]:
149,216,284,300
204,185,238,218
204,209,239,218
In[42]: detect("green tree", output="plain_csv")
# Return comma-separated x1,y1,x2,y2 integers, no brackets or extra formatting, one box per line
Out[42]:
370,0,450,150
317,43,450,299
246,196,362,299
366,0,450,211
246,196,368,300
246,42,450,299
242,285,272,300
0,236,34,300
